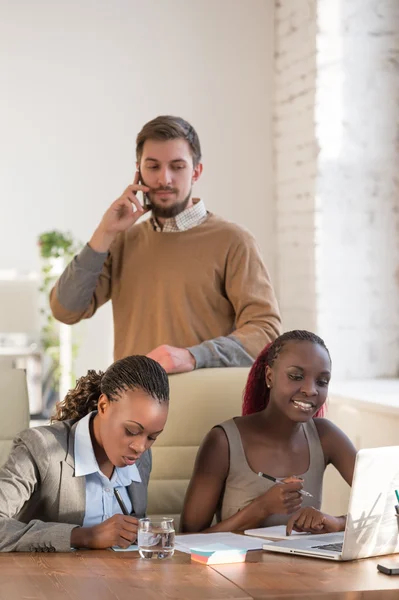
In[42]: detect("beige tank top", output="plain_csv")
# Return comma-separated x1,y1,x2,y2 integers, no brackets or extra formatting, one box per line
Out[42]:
217,418,326,527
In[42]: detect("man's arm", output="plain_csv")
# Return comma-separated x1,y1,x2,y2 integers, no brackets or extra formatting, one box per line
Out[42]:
0,430,78,552
147,338,254,373
188,229,281,368
188,335,255,369
50,175,149,325
50,244,111,325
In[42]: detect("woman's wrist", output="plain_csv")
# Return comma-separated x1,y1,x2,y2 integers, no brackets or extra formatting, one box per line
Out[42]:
70,526,91,548
334,515,347,531
236,498,269,529
250,496,271,522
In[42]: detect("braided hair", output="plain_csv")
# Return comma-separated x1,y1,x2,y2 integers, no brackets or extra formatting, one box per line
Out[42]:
242,330,330,417
51,355,169,422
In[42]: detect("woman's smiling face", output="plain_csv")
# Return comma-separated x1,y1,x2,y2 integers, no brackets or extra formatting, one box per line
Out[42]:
265,340,331,422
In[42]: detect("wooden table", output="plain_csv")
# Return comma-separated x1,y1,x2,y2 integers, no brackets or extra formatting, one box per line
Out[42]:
213,551,399,599
0,549,399,600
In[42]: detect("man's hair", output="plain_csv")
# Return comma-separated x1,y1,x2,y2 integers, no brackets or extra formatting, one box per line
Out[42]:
136,116,202,167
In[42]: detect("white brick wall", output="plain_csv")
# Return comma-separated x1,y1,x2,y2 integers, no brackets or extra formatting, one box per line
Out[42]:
316,0,399,378
274,0,318,332
274,0,399,378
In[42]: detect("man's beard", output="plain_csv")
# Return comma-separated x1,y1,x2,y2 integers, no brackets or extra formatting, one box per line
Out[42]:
146,188,192,219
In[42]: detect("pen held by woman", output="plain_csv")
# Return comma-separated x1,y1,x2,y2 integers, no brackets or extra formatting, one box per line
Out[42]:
258,471,313,498
114,488,129,515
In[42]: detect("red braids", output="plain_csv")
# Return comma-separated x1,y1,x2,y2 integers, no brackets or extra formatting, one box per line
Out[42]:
242,344,271,416
242,330,329,418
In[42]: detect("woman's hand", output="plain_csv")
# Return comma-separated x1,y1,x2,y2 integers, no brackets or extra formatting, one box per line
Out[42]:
286,507,346,535
253,477,303,521
71,514,139,549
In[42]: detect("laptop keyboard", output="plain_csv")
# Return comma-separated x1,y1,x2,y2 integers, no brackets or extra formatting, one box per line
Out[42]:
311,542,343,552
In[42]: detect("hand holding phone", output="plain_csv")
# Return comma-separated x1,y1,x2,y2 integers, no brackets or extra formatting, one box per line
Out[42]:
136,170,151,208
89,173,150,252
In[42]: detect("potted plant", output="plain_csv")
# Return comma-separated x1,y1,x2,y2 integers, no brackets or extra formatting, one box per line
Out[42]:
38,231,81,403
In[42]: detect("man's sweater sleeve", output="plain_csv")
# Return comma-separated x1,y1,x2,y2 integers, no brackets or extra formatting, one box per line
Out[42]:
188,230,281,368
50,244,111,325
188,335,255,368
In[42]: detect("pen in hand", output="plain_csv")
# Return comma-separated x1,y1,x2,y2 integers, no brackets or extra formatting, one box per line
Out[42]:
114,488,129,515
258,471,313,498
113,488,138,547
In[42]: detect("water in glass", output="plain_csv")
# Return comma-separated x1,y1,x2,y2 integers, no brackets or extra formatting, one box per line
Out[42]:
138,517,175,559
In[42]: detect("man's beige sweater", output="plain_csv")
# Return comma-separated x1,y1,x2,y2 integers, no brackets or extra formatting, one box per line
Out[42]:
50,213,281,365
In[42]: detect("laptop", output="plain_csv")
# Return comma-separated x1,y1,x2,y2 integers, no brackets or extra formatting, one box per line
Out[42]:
262,446,399,561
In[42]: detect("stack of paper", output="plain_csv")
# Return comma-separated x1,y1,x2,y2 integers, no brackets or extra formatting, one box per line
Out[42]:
175,532,263,554
190,543,247,565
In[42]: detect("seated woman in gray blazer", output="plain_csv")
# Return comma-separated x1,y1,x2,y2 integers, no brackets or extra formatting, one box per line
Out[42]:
0,355,169,552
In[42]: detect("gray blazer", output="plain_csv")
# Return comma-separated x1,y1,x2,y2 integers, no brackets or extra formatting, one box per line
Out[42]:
0,419,151,552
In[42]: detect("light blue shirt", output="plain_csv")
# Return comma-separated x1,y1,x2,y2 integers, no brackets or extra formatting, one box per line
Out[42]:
74,411,142,527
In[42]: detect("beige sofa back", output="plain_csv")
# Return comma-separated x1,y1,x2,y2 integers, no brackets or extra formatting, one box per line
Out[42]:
147,368,250,525
0,369,30,466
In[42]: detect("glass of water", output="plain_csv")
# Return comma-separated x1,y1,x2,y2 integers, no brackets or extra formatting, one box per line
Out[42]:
138,517,175,559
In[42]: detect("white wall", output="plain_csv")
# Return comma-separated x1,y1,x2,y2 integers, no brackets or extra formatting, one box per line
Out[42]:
274,0,399,379
274,0,318,331
0,0,275,375
316,0,399,378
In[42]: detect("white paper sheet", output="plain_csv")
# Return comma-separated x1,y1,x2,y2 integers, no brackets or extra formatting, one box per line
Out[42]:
174,532,263,554
111,544,139,552
244,525,314,540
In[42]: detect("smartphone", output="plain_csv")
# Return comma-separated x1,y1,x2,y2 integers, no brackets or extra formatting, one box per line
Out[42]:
377,562,399,575
137,170,151,208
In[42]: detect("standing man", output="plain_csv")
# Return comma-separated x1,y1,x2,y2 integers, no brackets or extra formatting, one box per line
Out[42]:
50,116,281,373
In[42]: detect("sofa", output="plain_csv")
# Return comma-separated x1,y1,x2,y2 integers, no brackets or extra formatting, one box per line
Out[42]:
147,368,249,526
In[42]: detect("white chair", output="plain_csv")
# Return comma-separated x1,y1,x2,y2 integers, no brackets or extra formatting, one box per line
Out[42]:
0,370,30,466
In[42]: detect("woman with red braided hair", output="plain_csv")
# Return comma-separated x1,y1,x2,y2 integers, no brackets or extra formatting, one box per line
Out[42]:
181,330,356,535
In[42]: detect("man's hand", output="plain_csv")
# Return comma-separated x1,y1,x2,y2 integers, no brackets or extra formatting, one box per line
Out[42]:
89,172,150,253
146,345,196,374
71,514,139,549
286,507,346,535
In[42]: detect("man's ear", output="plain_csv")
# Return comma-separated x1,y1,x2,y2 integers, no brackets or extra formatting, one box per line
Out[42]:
192,163,203,183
